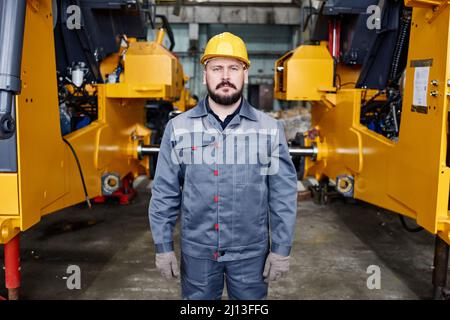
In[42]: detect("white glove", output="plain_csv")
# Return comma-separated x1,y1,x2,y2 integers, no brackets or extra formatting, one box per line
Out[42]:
263,252,290,283
155,252,180,280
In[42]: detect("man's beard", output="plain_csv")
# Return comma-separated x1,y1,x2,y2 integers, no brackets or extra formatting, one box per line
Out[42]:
207,80,243,106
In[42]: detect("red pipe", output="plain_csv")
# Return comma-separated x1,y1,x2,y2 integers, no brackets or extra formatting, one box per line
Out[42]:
5,235,21,290
328,20,333,56
335,19,341,61
327,19,341,61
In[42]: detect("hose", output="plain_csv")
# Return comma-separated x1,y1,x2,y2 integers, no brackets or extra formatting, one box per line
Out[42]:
389,9,412,85
63,137,92,209
398,214,424,233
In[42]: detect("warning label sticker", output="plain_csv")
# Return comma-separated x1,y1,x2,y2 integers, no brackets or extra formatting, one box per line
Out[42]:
413,66,430,107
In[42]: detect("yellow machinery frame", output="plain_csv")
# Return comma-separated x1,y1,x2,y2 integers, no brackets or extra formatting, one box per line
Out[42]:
275,0,450,245
0,0,192,245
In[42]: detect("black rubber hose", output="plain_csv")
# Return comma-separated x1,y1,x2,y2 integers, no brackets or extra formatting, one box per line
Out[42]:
361,89,386,111
156,14,175,51
398,214,424,233
63,137,92,208
389,9,412,84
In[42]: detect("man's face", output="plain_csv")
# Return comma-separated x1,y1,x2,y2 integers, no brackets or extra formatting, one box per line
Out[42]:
203,58,248,106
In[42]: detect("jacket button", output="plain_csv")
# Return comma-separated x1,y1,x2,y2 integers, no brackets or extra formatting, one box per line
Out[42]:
213,252,219,260
214,223,219,230
191,146,197,151
214,195,219,202
214,170,219,176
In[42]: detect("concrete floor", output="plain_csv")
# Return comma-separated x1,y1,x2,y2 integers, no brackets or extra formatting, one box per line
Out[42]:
0,187,446,300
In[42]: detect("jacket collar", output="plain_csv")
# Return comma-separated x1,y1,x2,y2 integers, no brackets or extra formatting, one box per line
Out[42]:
188,97,258,121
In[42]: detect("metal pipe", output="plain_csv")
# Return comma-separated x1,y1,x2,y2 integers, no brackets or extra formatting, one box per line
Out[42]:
137,144,318,159
289,146,317,158
0,0,27,139
432,235,449,300
138,144,161,158
155,28,165,46
391,103,399,134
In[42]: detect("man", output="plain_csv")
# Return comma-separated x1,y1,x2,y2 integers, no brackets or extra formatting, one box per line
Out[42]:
149,32,298,300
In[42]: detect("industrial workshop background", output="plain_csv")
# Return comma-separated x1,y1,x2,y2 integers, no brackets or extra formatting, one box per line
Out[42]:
0,0,449,301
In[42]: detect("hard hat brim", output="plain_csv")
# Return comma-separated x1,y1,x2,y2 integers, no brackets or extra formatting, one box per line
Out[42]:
201,54,250,68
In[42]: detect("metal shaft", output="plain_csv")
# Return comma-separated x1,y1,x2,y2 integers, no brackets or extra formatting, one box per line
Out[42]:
138,144,161,157
0,0,27,139
138,144,317,158
289,146,317,158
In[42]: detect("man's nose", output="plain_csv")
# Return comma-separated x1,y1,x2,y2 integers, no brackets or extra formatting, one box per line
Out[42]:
221,68,230,80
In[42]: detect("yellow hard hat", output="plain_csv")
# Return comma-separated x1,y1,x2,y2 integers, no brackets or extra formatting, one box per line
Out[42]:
200,32,250,68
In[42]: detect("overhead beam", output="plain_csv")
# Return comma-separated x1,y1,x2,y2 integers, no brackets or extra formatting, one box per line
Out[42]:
156,4,302,25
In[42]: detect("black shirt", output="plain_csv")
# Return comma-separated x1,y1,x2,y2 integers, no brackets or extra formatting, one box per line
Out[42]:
205,97,242,130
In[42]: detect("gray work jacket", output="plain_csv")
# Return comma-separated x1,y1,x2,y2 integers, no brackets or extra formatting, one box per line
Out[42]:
149,98,298,261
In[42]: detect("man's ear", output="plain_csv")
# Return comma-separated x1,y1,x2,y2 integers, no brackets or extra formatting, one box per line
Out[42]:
203,69,207,85
244,68,249,84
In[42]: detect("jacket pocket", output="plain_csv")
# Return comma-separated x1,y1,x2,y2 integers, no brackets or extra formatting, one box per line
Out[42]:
233,183,266,245
234,164,266,186
174,137,217,166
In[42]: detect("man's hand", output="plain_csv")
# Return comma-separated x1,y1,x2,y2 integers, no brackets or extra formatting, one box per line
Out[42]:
155,252,180,280
263,252,290,283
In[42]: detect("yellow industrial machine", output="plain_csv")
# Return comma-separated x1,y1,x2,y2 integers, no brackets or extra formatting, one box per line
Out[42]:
276,0,450,299
0,0,193,299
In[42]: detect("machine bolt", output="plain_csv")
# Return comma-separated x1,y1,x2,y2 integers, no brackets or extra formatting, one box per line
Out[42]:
431,80,439,86
430,91,439,97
